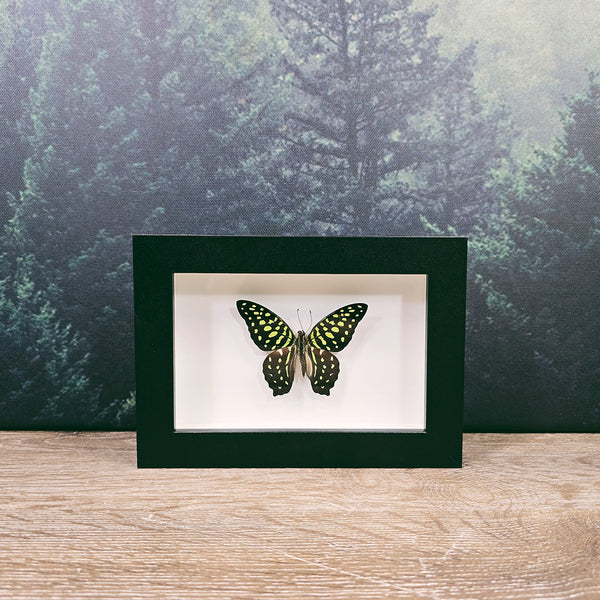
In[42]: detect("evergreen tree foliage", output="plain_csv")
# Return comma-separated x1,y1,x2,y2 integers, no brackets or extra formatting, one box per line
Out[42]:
0,253,98,426
8,0,149,420
267,0,511,235
2,0,286,425
467,72,600,430
142,0,286,233
0,0,59,222
0,0,595,430
415,47,514,233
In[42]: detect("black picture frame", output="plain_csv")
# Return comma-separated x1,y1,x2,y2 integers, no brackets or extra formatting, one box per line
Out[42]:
133,235,467,467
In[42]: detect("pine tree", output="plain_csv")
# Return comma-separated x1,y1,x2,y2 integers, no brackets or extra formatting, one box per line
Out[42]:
467,72,600,430
415,45,514,234
267,0,511,235
7,0,148,419
0,0,59,223
0,253,98,426
4,0,286,424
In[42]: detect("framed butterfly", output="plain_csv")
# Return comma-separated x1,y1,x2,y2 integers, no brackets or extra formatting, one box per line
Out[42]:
236,299,368,396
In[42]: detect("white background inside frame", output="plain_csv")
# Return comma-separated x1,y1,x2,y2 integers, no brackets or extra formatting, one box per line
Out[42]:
173,273,427,431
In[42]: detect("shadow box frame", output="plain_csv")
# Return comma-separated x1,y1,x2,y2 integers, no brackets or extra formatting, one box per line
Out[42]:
133,235,467,468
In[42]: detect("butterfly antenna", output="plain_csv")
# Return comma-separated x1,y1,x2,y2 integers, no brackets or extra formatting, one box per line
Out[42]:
296,308,313,332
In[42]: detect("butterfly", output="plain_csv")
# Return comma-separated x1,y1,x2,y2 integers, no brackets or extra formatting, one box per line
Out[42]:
236,299,368,396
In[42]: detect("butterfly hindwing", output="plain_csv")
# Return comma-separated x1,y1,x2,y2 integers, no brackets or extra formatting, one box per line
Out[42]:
263,346,296,396
307,303,368,352
236,300,295,351
307,347,339,396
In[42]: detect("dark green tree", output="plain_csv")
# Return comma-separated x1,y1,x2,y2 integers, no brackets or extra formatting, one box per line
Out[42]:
4,0,286,425
8,0,150,422
0,252,98,426
267,0,511,235
140,0,286,233
0,0,60,222
415,47,514,234
467,72,600,430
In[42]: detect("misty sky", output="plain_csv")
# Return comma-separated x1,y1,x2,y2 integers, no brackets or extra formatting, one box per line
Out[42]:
418,0,600,150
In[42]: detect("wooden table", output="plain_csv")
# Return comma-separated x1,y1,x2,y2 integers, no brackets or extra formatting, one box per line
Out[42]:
1,432,598,599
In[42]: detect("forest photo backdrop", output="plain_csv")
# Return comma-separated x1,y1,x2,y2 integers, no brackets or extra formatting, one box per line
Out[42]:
0,0,598,431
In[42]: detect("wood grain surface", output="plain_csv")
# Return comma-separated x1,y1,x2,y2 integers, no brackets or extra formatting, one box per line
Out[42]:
1,432,599,599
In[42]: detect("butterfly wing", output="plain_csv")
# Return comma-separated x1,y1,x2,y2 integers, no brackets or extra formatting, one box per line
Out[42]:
236,300,295,351
307,303,368,352
306,347,339,396
305,303,368,395
237,299,297,395
263,346,297,396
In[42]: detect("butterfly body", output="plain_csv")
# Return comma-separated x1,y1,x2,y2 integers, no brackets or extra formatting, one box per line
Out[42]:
236,299,368,396
294,330,309,376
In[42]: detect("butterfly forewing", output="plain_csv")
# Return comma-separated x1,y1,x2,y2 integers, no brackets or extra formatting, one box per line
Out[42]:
236,300,295,351
307,303,368,352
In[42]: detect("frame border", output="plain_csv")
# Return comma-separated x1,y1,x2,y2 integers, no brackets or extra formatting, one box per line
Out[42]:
133,235,467,467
